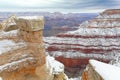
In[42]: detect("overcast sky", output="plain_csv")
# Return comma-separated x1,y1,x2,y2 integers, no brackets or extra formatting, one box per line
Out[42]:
0,0,120,13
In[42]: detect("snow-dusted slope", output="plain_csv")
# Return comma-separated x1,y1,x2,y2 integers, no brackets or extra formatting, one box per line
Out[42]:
89,60,120,80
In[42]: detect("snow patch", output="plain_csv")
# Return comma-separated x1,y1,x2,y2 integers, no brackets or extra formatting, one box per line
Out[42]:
0,30,18,38
0,57,34,72
0,77,2,80
69,77,80,80
46,55,64,74
0,40,26,54
67,28,120,36
17,16,44,20
90,60,120,80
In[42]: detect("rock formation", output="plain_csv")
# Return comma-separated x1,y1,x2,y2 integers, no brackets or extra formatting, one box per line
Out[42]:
0,15,18,32
0,16,67,80
81,59,120,80
44,9,120,76
0,16,46,80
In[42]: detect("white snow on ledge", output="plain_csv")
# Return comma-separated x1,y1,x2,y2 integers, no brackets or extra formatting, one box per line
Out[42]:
90,60,120,80
0,30,18,38
17,16,44,20
0,57,34,72
46,55,64,75
0,40,26,54
0,77,2,80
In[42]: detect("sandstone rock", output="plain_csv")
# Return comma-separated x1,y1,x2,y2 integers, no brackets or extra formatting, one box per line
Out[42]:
81,59,120,80
81,64,103,80
0,23,2,30
0,15,68,80
15,16,44,31
0,16,46,80
53,72,66,80
0,15,18,32
81,62,103,80
46,55,67,80
3,23,18,32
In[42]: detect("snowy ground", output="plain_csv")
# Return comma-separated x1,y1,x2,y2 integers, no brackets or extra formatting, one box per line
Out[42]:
69,77,81,80
90,60,120,80
0,77,2,80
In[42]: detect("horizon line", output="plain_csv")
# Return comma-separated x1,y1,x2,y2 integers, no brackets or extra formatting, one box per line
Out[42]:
0,8,105,13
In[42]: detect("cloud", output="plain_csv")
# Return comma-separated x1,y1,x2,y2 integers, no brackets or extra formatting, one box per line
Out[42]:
55,0,120,9
0,0,61,8
0,0,119,12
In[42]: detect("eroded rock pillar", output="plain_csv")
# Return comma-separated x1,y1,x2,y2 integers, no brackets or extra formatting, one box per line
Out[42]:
14,16,47,80
16,16,46,67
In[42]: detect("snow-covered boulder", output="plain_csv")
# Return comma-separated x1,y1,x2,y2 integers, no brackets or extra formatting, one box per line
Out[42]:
46,55,68,80
81,59,120,80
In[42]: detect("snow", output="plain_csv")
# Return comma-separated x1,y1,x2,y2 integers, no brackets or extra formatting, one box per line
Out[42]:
67,27,120,36
48,51,112,60
46,55,81,80
90,60,120,80
46,55,64,74
0,57,34,72
0,77,2,80
44,36,120,50
89,21,120,27
17,16,44,20
97,14,120,18
69,78,80,80
0,30,18,39
0,40,26,54
110,53,120,67
8,23,16,26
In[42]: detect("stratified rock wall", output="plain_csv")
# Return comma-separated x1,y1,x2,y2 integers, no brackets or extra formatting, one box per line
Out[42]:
44,9,120,76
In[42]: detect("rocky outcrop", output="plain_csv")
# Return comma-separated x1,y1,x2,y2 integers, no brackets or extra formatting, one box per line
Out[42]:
46,55,67,80
0,16,67,80
0,15,18,32
44,9,120,76
81,62,103,80
81,59,120,80
0,16,46,80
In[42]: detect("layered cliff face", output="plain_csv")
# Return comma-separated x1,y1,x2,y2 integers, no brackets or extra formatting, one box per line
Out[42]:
44,9,120,76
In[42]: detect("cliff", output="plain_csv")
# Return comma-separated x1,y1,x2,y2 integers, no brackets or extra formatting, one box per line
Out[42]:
44,9,120,76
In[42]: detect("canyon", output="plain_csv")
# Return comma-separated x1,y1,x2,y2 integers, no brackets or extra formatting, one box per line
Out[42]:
0,12,97,36
0,9,120,80
44,9,120,77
